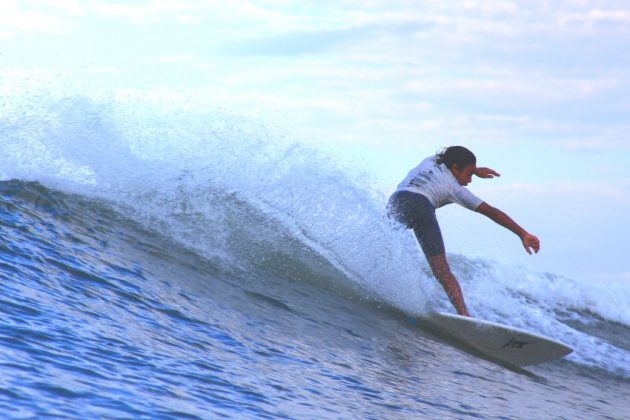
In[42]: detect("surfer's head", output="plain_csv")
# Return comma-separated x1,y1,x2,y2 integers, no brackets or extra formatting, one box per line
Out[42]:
436,146,477,186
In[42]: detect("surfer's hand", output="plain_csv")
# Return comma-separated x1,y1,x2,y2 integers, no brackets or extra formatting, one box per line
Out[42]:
474,167,500,179
521,233,540,255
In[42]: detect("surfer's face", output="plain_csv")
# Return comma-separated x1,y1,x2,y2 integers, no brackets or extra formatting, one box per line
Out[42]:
452,163,475,186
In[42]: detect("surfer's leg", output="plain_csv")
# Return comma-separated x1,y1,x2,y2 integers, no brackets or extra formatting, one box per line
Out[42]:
411,223,471,317
426,253,470,317
387,191,470,316
405,208,470,317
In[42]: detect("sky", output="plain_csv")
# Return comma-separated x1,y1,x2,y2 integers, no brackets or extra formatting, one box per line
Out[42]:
1,0,629,281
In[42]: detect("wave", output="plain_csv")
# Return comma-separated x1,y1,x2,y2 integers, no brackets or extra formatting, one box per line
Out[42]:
1,94,629,377
0,94,430,311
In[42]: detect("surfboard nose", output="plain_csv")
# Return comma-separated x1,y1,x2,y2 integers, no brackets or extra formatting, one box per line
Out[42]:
422,312,573,367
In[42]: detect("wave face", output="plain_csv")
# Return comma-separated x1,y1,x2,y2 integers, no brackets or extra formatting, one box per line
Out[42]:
1,95,629,417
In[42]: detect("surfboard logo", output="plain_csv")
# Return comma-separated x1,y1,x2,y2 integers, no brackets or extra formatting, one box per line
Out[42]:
502,337,530,349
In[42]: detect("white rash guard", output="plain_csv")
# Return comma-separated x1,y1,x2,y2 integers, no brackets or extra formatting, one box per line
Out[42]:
395,156,484,211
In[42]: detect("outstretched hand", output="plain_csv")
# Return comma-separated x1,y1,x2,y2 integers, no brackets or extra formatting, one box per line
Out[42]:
521,233,540,255
474,167,501,179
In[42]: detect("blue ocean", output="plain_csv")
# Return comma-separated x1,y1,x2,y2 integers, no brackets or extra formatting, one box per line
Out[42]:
1,96,629,418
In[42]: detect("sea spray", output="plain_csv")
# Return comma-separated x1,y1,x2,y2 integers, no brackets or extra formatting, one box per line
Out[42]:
0,93,432,314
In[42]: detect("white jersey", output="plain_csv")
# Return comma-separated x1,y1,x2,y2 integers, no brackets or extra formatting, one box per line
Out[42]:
396,156,484,210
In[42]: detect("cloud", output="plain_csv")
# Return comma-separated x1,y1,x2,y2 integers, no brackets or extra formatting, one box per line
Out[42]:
159,55,198,63
461,0,518,14
33,0,84,15
0,5,74,36
219,20,432,56
559,9,630,30
90,1,200,24
405,75,621,101
86,0,323,32
221,27,370,56
0,0,89,38
480,181,630,199
557,138,630,152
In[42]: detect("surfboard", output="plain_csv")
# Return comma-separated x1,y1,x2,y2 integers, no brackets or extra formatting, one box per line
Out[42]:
422,312,573,367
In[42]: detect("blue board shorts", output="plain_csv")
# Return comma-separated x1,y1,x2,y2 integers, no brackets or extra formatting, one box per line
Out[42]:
387,190,445,257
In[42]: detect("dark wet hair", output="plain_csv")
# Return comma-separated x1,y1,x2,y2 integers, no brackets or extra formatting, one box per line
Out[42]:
436,146,476,170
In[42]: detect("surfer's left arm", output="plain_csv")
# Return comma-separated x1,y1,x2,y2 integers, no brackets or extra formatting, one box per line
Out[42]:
475,203,541,255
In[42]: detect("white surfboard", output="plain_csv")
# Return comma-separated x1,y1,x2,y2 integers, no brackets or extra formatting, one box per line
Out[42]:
422,312,573,367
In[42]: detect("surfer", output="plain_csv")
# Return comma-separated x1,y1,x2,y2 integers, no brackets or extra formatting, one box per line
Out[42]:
387,146,540,317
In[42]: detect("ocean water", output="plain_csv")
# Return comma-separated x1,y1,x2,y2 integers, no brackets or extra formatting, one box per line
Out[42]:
1,95,629,418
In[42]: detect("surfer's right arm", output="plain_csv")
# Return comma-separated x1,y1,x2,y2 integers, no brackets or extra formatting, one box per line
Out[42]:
475,202,541,255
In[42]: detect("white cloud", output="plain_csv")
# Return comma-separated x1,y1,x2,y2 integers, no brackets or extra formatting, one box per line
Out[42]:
479,181,630,202
159,55,198,63
0,0,85,37
0,8,73,35
32,0,84,15
461,0,518,14
87,0,321,32
89,1,199,24
559,9,630,30
557,138,630,151
404,76,620,101
592,272,630,281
